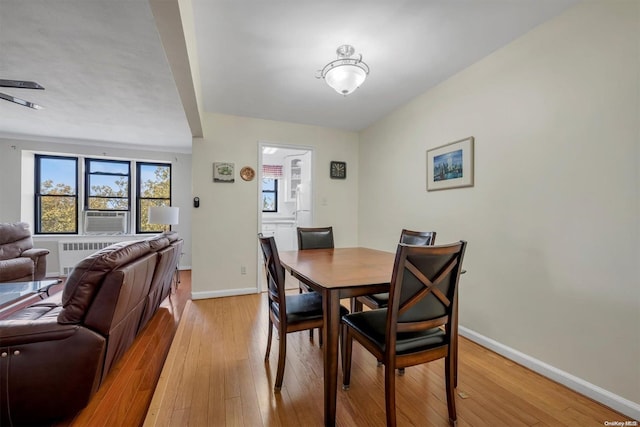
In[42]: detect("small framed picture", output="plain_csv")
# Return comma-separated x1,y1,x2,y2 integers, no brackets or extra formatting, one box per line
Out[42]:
330,161,346,179
426,137,474,191
213,162,235,183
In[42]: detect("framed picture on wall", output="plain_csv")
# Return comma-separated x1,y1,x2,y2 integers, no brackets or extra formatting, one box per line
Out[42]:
426,137,474,191
213,162,235,183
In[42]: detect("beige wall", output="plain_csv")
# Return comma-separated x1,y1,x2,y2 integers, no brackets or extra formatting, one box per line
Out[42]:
190,113,358,298
359,0,639,409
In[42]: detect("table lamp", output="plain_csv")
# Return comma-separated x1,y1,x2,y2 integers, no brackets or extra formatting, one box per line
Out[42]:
148,206,179,232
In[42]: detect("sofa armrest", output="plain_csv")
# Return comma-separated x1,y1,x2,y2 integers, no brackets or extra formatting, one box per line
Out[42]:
0,318,79,346
21,248,50,259
20,248,49,280
0,319,106,424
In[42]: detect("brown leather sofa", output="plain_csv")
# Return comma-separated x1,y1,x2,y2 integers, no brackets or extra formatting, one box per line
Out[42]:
0,232,183,425
0,222,50,282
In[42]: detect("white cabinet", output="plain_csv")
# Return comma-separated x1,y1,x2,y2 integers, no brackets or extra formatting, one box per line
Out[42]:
261,222,295,251
276,222,295,251
284,155,303,202
261,223,276,238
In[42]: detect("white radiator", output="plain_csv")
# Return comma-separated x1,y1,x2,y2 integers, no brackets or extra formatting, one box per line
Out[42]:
58,238,135,276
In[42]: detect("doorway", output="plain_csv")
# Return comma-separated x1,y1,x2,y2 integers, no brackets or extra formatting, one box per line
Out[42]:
258,142,314,291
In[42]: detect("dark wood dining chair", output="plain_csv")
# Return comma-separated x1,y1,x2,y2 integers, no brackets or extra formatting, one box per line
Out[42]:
352,229,436,312
341,241,467,426
296,226,335,343
258,233,346,391
296,226,334,250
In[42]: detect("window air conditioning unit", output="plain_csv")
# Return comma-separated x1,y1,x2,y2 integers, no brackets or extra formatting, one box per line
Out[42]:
84,211,128,234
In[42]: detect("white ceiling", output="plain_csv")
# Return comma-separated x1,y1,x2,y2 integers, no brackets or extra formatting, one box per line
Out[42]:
0,0,579,152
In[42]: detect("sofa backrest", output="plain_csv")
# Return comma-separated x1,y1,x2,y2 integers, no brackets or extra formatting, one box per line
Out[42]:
85,250,158,378
138,233,183,330
0,222,33,261
58,240,152,324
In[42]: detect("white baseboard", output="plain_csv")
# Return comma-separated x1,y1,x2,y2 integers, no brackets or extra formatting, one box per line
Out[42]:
459,326,640,421
191,287,258,300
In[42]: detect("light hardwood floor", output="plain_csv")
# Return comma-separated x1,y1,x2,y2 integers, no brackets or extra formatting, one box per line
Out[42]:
143,290,628,427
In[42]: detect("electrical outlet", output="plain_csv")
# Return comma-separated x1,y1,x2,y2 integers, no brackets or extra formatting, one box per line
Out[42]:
240,265,247,275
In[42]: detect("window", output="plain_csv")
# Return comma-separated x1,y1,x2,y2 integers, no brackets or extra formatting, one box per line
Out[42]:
137,162,172,233
262,178,278,212
35,155,78,234
33,154,172,235
85,158,130,210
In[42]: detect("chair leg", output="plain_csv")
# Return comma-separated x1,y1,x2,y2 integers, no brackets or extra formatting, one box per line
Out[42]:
341,324,353,390
445,355,457,424
453,335,459,388
319,327,323,347
265,318,273,361
385,363,397,427
274,330,287,391
350,297,363,313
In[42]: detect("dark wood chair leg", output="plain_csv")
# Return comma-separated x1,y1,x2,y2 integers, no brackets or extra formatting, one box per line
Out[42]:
341,324,353,390
350,297,363,313
445,354,457,424
265,318,273,361
274,329,287,391
385,363,397,427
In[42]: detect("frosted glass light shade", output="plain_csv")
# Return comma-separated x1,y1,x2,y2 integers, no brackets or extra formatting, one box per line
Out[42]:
148,206,179,225
325,65,367,95
317,45,369,96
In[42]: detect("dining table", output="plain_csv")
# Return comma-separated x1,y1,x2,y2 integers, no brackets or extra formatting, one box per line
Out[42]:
278,247,396,427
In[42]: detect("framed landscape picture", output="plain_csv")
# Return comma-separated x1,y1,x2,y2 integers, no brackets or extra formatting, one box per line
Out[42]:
426,136,474,191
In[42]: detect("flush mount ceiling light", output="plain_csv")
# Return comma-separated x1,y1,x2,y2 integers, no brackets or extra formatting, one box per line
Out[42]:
316,44,369,96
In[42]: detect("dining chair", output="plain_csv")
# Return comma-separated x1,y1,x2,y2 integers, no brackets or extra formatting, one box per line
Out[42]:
341,241,467,426
351,229,436,312
296,226,334,251
296,226,335,344
258,233,346,391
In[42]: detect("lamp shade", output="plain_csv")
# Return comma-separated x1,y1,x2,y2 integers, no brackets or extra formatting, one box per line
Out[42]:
317,45,369,96
148,206,179,225
325,64,367,95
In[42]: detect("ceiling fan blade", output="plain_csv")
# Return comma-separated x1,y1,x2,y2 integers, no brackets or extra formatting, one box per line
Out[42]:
0,91,43,109
0,79,45,90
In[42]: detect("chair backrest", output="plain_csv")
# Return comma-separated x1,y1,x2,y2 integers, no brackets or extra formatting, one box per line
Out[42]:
297,226,334,250
399,229,436,246
0,222,33,260
386,241,467,347
258,233,287,317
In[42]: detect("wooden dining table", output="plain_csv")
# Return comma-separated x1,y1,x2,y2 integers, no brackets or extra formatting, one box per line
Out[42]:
278,247,396,427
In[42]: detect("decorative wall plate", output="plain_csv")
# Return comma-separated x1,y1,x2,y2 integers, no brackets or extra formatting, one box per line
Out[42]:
240,166,255,181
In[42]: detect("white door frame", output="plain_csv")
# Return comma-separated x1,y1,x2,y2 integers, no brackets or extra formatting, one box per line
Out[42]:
257,140,314,292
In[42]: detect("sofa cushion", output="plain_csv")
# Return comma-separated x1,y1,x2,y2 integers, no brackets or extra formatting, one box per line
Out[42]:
0,258,34,281
146,235,170,251
58,240,151,324
0,222,33,260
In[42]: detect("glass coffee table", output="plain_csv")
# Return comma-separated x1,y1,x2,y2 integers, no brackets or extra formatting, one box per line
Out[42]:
0,279,61,311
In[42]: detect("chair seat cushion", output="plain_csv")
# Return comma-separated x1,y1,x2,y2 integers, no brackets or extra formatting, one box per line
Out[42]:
272,292,349,324
360,292,389,308
342,309,445,355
